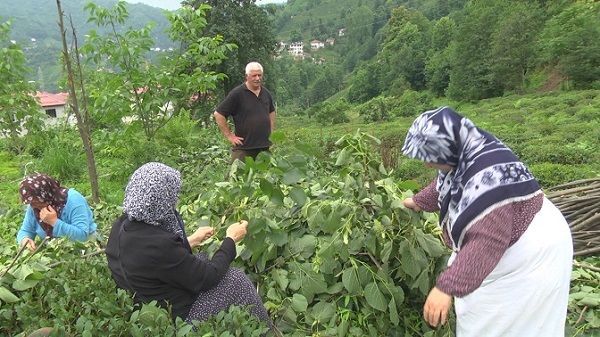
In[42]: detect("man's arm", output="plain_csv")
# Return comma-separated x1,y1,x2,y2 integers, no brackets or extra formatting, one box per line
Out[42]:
269,110,276,132
214,111,243,146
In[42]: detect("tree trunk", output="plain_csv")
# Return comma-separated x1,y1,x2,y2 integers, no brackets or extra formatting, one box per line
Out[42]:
55,0,100,203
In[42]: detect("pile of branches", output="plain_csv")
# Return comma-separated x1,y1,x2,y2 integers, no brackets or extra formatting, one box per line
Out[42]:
547,178,600,257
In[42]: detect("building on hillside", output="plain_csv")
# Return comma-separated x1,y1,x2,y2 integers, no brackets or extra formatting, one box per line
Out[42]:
326,37,335,46
310,40,324,50
314,57,326,65
338,28,346,37
35,91,74,126
293,52,309,61
278,41,288,53
288,41,304,56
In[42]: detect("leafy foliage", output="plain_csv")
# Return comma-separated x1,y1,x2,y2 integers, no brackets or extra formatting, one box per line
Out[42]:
181,0,278,100
0,20,45,154
81,2,233,140
180,131,449,336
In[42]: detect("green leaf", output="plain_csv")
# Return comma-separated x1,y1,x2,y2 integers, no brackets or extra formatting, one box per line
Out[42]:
270,188,284,206
364,282,387,311
12,264,33,280
413,269,431,295
288,263,328,301
311,300,336,322
269,230,288,246
380,241,393,263
399,241,427,279
307,205,325,231
290,235,317,259
291,293,308,312
0,286,19,303
397,180,421,191
335,147,350,166
259,178,273,197
389,296,399,325
12,279,39,291
289,186,307,207
342,268,361,294
272,269,289,291
415,229,446,257
322,207,342,234
282,167,305,185
177,325,194,337
269,130,286,143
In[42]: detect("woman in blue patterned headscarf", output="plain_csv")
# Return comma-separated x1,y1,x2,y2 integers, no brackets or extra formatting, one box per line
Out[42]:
401,107,572,337
105,162,272,332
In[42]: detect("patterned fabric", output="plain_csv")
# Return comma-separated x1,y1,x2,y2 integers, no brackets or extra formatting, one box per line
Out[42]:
401,106,541,250
123,162,191,252
186,253,273,329
19,174,68,237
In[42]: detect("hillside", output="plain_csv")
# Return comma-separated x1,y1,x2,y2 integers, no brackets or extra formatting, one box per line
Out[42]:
0,0,173,92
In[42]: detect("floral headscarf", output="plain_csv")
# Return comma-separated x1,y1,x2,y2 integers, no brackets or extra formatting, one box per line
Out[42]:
20,174,69,237
123,162,191,252
402,106,541,250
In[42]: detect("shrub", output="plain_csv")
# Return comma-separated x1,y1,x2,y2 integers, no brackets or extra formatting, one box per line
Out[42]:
529,163,594,188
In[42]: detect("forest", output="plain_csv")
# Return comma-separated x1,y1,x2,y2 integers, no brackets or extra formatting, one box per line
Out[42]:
1,0,600,336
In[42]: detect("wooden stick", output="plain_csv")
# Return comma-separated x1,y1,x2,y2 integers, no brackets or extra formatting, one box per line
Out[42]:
548,178,600,191
574,245,600,257
570,212,600,233
574,261,600,273
546,185,600,198
0,245,28,278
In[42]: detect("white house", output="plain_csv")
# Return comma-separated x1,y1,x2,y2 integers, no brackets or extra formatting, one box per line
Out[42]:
288,41,304,56
310,40,324,50
35,92,75,126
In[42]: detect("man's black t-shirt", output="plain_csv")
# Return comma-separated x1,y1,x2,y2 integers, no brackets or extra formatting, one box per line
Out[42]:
215,83,275,150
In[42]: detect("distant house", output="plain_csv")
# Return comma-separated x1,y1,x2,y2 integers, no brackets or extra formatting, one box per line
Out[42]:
326,37,335,46
278,41,288,53
314,57,326,65
310,40,324,50
35,92,74,126
293,52,309,61
288,41,304,56
338,28,346,37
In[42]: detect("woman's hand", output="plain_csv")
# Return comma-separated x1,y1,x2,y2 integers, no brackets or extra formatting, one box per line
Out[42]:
423,287,452,327
188,227,215,248
226,220,249,243
403,197,422,212
39,206,58,226
21,238,36,252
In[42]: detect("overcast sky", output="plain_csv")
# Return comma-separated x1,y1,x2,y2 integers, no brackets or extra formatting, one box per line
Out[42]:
122,0,286,11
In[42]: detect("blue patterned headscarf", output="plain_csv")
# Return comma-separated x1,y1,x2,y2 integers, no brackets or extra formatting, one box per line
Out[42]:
123,162,191,252
402,106,541,250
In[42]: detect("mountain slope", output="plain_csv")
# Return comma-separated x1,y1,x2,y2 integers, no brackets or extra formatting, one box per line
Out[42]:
0,0,173,92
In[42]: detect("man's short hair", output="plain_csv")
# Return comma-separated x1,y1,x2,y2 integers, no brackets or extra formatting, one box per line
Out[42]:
245,62,263,74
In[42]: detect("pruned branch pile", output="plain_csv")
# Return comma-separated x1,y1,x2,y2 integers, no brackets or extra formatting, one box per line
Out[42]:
547,178,600,257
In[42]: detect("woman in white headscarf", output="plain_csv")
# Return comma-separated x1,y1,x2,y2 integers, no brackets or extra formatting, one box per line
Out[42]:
105,162,272,330
401,107,573,337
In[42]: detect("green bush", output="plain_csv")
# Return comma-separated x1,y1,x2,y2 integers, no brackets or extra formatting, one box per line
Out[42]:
37,141,86,183
530,163,594,188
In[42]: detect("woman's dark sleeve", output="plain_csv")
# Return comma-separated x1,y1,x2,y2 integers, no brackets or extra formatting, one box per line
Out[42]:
159,237,237,293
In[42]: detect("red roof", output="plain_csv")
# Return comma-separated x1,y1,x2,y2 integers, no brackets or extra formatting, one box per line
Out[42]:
36,92,68,107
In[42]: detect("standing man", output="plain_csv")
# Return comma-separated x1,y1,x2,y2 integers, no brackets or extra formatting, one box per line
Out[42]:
214,61,276,163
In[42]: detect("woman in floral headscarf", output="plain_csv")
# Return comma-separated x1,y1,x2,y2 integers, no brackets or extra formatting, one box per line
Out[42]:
17,174,97,251
401,107,573,337
105,162,272,331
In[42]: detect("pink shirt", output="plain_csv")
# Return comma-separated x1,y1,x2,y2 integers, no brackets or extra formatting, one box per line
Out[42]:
413,179,543,297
